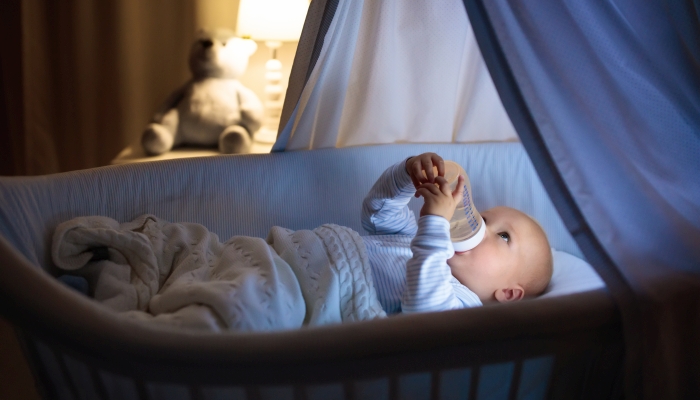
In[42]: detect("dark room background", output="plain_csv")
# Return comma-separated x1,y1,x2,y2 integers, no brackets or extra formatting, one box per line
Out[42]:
0,0,296,176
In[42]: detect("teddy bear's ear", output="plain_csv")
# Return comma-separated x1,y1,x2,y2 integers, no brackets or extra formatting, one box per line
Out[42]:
240,38,258,56
194,28,210,40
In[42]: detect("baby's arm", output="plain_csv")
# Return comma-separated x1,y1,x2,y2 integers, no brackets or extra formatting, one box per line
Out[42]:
361,152,455,235
403,166,479,312
402,215,463,312
361,159,418,236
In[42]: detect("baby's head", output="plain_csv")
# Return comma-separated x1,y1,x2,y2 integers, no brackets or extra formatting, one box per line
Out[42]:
448,206,553,303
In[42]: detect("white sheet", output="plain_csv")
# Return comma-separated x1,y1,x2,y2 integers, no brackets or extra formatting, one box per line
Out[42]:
542,249,605,298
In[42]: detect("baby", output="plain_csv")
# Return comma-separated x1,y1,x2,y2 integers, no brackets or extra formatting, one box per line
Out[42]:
53,152,553,331
362,152,553,314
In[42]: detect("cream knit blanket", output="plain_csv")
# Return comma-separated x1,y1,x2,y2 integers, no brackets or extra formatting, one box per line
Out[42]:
52,215,385,332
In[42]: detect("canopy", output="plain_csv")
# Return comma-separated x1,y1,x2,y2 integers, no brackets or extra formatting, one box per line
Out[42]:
277,0,700,397
274,0,517,150
466,2,700,398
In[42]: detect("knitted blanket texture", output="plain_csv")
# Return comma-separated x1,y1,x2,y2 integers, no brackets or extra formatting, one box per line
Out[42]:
52,214,386,332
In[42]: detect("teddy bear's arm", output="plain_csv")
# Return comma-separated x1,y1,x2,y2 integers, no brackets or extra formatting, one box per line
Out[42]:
236,83,264,134
151,82,191,124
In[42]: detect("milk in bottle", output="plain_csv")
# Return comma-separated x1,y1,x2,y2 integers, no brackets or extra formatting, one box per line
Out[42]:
438,161,486,252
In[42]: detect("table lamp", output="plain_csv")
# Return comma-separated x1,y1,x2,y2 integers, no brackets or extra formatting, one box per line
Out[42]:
237,0,309,143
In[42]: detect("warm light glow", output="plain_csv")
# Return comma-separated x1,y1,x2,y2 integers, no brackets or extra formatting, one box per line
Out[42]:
236,0,309,42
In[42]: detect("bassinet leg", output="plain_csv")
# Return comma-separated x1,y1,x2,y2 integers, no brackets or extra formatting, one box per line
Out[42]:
89,367,110,400
507,360,524,399
468,366,480,400
50,347,82,400
4,324,45,400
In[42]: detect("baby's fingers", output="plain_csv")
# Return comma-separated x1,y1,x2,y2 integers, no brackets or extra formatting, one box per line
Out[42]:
435,176,451,196
421,158,435,183
410,159,429,181
409,174,422,196
415,187,432,200
431,154,445,177
417,183,441,197
452,175,465,202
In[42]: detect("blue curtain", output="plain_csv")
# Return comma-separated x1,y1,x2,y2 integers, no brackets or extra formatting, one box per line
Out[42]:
464,0,700,397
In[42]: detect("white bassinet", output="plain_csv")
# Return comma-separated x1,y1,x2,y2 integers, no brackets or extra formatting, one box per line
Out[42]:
0,142,620,399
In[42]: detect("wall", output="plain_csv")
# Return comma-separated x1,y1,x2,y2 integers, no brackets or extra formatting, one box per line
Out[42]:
0,0,26,176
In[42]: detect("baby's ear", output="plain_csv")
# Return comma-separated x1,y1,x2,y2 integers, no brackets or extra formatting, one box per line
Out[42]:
494,286,524,303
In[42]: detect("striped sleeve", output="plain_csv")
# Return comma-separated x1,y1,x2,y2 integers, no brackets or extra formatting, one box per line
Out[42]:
361,159,418,236
402,215,482,313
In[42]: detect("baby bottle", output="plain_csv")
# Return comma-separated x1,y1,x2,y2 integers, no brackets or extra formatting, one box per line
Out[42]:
437,161,486,252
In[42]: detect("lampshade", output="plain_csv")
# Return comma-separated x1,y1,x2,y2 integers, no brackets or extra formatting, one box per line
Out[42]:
236,0,309,42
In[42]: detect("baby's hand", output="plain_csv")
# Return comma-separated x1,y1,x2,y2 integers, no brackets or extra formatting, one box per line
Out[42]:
417,175,465,220
406,152,445,196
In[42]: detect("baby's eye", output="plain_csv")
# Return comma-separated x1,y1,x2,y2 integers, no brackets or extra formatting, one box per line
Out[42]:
498,232,510,243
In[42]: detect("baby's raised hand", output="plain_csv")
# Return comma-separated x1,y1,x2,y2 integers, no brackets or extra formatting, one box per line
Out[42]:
416,175,465,220
405,152,445,196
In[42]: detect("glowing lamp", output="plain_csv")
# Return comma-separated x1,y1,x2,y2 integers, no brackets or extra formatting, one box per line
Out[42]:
237,0,309,143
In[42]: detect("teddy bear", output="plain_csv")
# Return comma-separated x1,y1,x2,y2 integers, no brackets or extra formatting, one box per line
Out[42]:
141,29,263,155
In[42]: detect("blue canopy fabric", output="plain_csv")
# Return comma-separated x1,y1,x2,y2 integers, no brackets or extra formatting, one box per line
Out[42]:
464,0,700,398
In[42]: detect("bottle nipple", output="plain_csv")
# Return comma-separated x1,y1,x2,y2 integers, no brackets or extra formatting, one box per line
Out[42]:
437,161,486,252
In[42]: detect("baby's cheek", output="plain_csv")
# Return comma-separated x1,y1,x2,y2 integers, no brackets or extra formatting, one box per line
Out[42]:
446,252,469,270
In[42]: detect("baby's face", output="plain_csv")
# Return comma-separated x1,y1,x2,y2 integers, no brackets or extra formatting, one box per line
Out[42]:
447,206,549,303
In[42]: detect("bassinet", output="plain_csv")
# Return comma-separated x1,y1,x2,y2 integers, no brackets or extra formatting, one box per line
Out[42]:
0,142,622,399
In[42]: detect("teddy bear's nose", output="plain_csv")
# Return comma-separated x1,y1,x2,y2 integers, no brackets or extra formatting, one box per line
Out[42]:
200,39,213,49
